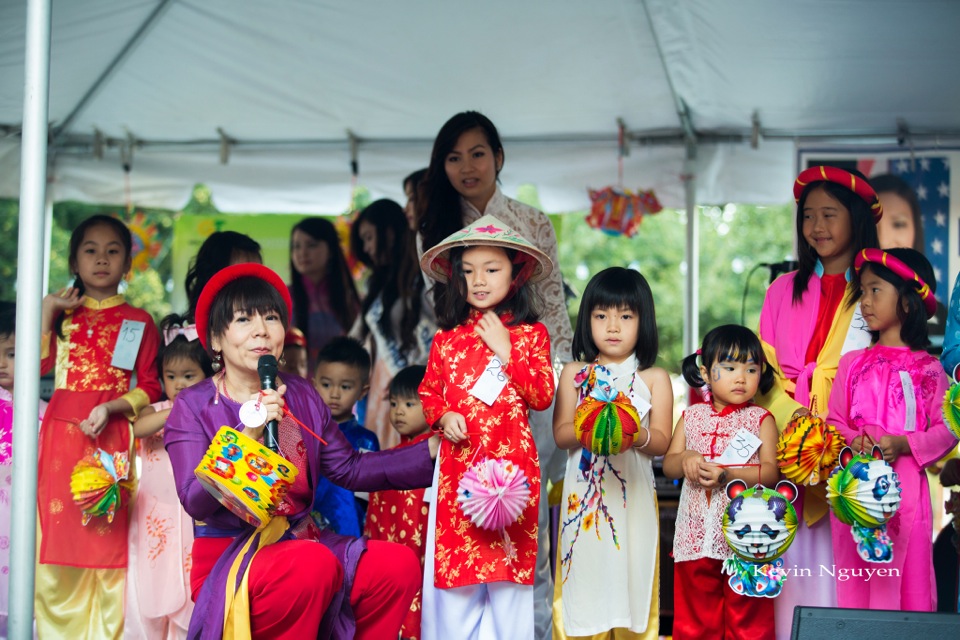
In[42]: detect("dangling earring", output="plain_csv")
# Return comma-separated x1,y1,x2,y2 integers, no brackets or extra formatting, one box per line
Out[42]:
278,354,287,366
702,385,712,403
211,350,223,373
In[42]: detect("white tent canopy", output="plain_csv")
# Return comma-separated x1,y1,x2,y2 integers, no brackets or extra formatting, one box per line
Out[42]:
3,0,960,212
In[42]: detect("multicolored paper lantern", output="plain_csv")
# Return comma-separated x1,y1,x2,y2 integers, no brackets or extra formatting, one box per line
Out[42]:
574,394,640,456
721,480,799,598
723,480,799,563
827,446,901,563
70,449,136,525
826,446,901,528
457,457,531,532
572,362,641,456
586,187,662,237
777,414,846,485
942,382,960,439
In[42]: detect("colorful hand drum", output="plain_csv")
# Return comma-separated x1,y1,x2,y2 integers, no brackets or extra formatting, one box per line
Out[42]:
195,426,299,527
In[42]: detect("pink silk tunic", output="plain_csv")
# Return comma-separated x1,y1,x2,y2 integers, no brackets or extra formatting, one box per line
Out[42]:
827,345,958,611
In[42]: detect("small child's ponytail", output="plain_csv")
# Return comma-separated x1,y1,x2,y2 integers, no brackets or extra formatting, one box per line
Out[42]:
681,351,706,389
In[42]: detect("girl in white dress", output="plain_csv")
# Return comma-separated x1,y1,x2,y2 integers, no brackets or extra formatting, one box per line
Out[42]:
553,267,674,638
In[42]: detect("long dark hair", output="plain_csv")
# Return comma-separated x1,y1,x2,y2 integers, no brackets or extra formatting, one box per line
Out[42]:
435,246,540,330
350,199,425,352
58,215,132,337
681,324,774,395
860,248,934,350
289,217,359,334
572,267,658,369
184,231,262,320
792,169,879,305
419,111,504,254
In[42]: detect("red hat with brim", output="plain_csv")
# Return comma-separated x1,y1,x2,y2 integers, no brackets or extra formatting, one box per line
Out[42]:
194,263,292,350
793,166,883,223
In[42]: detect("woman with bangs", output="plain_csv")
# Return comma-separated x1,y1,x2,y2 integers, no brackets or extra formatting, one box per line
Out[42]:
165,263,438,639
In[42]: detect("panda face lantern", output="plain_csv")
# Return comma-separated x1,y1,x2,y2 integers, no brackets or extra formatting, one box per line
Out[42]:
722,480,799,563
826,446,901,528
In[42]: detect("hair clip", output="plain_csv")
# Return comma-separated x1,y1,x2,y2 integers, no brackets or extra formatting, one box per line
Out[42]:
164,323,199,345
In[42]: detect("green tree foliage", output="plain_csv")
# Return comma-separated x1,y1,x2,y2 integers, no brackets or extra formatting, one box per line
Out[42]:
0,198,175,323
555,202,794,372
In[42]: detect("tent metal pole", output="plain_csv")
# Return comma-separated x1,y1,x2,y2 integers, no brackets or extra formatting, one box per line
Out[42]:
682,151,699,358
11,0,51,637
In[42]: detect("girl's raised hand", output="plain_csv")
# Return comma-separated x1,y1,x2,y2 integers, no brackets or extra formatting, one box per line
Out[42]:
438,411,468,444
42,287,83,323
474,311,511,363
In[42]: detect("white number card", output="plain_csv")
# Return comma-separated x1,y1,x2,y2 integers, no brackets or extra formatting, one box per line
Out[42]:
469,355,508,406
716,429,762,466
110,320,146,371
632,394,652,421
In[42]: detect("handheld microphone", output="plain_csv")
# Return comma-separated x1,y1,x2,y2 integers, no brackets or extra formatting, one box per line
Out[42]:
257,354,280,453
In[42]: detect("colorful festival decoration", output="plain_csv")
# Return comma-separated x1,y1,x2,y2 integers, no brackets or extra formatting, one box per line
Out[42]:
126,210,164,272
826,446,901,563
777,414,846,485
586,187,662,237
457,457,531,532
70,449,136,525
457,457,532,564
942,381,960,440
573,363,640,456
721,480,799,598
195,426,299,527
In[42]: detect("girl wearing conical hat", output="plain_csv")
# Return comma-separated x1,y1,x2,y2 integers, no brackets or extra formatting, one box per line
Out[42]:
419,215,556,639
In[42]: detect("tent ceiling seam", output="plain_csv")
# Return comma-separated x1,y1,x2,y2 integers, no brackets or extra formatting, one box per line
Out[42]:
51,0,176,144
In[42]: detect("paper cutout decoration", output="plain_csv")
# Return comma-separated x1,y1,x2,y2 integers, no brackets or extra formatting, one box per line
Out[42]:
942,382,960,439
586,187,663,237
573,362,641,456
457,457,532,564
195,426,299,527
777,414,846,485
70,449,136,525
826,446,901,563
127,211,164,272
457,457,531,532
721,480,799,598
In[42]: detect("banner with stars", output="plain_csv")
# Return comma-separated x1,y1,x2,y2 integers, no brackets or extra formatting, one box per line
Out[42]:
889,156,950,301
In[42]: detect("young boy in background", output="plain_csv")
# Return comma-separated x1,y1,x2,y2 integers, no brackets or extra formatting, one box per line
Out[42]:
314,336,380,530
364,365,432,640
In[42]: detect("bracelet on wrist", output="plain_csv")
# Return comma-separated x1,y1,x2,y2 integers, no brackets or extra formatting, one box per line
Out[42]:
636,426,652,449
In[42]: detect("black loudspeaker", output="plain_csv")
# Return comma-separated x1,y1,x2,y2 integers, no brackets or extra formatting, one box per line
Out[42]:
791,606,960,639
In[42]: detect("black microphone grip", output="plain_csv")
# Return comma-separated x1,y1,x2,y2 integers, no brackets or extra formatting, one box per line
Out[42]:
258,355,281,454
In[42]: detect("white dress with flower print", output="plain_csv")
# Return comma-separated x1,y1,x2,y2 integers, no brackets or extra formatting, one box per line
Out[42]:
558,357,657,635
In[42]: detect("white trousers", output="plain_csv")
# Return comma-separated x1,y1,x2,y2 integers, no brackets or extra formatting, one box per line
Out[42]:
422,454,535,640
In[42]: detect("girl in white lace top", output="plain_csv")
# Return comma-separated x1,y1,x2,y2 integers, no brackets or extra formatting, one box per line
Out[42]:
663,325,780,640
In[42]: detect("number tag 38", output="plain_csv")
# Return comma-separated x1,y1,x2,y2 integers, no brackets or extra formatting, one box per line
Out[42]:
469,355,508,406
